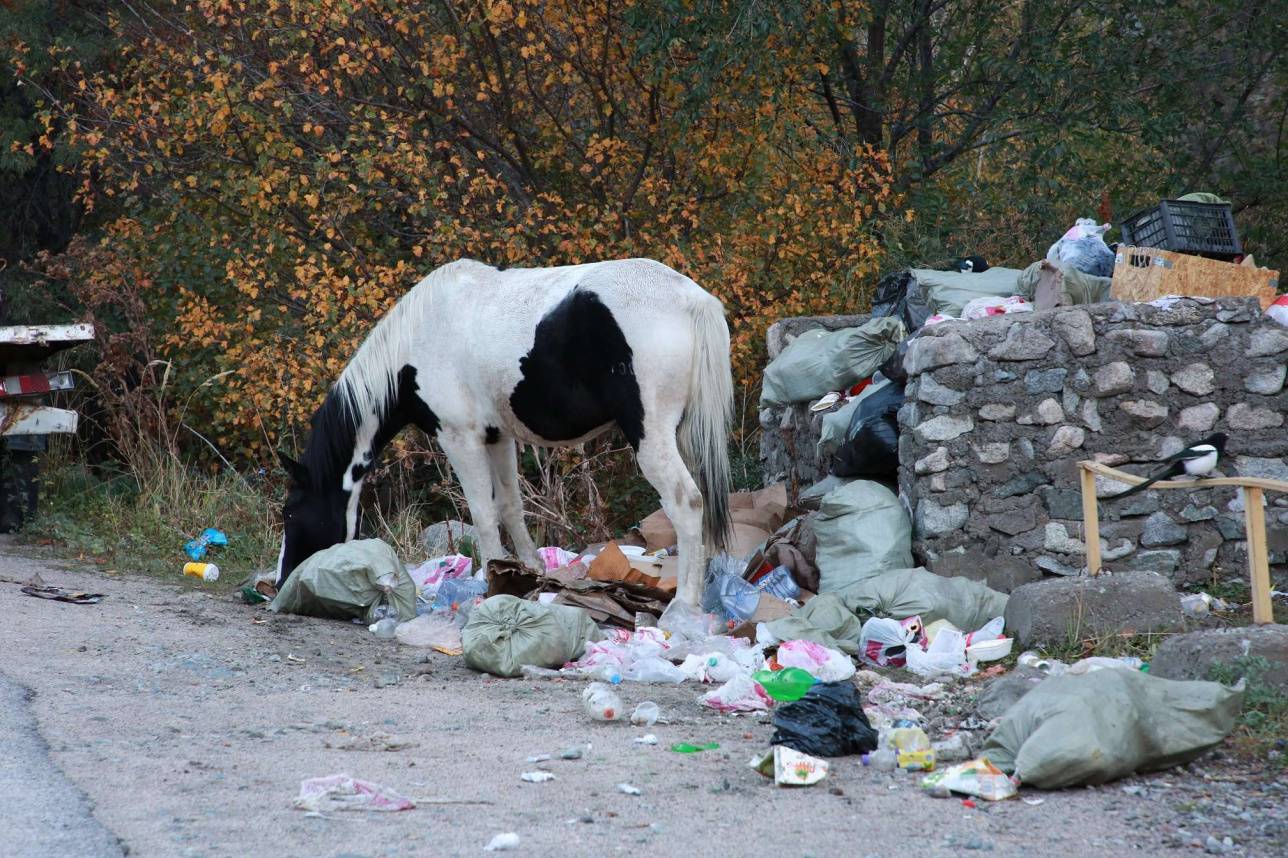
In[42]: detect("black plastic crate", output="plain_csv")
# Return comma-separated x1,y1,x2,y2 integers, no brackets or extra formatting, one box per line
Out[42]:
1118,199,1242,260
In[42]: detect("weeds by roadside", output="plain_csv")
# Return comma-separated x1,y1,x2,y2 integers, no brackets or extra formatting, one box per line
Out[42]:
1208,656,1288,769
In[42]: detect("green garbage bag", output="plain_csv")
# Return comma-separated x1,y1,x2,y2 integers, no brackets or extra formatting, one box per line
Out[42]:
1015,260,1112,306
982,669,1243,788
909,267,1022,317
269,538,417,624
814,480,913,591
764,593,865,655
832,567,1008,632
760,317,905,407
462,595,602,677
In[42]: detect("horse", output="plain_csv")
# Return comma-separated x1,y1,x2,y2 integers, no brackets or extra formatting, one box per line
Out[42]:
274,257,733,607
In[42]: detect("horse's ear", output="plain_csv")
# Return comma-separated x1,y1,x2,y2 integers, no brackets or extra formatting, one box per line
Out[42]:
277,449,309,487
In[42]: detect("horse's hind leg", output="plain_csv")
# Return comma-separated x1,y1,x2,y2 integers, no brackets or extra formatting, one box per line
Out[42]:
635,431,705,607
487,436,540,569
437,430,505,574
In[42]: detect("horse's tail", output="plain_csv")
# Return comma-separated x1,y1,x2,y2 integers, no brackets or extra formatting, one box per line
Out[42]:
679,293,733,552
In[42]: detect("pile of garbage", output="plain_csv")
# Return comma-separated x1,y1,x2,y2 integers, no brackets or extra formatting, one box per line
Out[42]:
260,464,1244,802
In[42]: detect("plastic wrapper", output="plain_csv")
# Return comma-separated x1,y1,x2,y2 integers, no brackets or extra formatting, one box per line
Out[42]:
775,639,856,682
293,774,415,813
905,628,976,678
393,613,463,655
750,746,829,786
770,681,878,757
858,616,912,667
700,674,773,713
922,757,1018,801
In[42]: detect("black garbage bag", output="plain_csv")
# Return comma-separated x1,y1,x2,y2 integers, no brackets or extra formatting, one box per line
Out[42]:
831,381,904,479
877,336,911,386
770,681,879,757
870,270,932,334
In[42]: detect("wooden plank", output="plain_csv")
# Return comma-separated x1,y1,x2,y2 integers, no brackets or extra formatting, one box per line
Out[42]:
1244,487,1273,625
0,405,78,435
1081,460,1288,494
1081,465,1102,576
1111,246,1279,308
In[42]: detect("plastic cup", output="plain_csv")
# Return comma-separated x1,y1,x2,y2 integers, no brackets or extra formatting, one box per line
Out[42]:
182,562,220,582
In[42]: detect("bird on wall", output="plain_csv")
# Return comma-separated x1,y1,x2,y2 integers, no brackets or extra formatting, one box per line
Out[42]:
1102,433,1228,501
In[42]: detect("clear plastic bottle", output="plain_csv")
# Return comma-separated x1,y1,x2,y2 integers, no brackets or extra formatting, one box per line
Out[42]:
370,617,398,639
433,578,488,614
582,682,623,721
702,572,761,625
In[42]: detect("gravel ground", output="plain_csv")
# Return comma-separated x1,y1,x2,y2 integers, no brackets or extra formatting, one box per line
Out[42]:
0,539,1283,858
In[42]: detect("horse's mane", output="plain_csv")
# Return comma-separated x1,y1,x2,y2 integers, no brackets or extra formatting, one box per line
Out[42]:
299,260,470,485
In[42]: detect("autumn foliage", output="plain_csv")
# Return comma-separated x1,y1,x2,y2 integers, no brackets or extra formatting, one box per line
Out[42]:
17,0,893,460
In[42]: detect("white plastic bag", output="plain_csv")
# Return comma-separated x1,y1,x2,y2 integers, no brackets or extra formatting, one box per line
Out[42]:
964,617,1005,647
905,628,976,678
394,613,463,655
1267,294,1288,327
859,617,913,667
699,674,773,713
961,295,1033,320
776,639,856,682
620,656,686,684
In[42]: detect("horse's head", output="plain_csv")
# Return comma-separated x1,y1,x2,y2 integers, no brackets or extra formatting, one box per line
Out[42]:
275,450,351,585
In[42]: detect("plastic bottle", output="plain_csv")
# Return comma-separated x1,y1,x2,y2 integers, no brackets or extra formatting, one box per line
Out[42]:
964,616,1005,647
889,726,935,771
1181,593,1211,618
754,565,801,601
751,667,816,702
703,653,742,684
630,701,660,726
582,682,623,721
182,562,220,582
620,657,685,684
866,749,898,771
433,578,488,614
369,617,398,639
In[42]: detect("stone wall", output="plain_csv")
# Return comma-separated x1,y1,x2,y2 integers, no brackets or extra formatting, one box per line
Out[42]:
897,297,1288,592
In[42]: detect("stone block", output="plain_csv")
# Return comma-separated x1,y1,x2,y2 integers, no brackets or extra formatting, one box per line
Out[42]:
1107,328,1169,356
1227,402,1284,430
1024,368,1067,394
1150,625,1288,693
916,498,969,537
1017,398,1063,425
1046,425,1085,456
1245,364,1287,395
1247,327,1288,357
1146,370,1170,395
1004,572,1184,647
1141,511,1186,547
915,415,974,442
1092,361,1135,396
928,548,1041,593
973,442,1010,465
1119,399,1168,428
917,374,966,406
978,402,1016,421
1052,309,1096,356
1170,363,1215,395
1178,402,1220,433
987,325,1056,361
994,471,1050,499
914,447,950,475
906,332,978,374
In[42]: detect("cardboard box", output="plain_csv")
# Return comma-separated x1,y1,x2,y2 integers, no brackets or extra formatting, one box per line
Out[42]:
1111,246,1279,308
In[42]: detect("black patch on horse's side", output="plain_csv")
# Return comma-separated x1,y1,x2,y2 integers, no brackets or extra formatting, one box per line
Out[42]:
509,289,645,448
350,463,367,482
485,426,501,445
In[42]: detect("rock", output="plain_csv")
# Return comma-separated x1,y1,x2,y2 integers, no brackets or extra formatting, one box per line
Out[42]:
1080,399,1102,432
1024,368,1067,394
1179,403,1220,433
1247,327,1288,357
1108,328,1169,356
1035,555,1082,576
1146,370,1170,395
1119,399,1169,428
927,549,1041,593
988,507,1037,536
992,369,1017,382
1171,363,1215,395
1039,487,1083,520
987,325,1056,361
1052,309,1096,356
906,332,978,374
1156,436,1185,460
1141,512,1187,547
1199,322,1229,349
973,442,1010,465
1061,385,1080,416
422,520,479,556
1226,402,1284,430
1004,572,1184,648
1233,456,1288,481
1244,363,1287,395
1092,361,1135,396
916,499,969,537
1150,625,1288,693
915,447,951,475
915,415,974,442
1122,549,1181,572
1047,425,1085,456
1180,503,1218,522
917,374,965,406
1043,522,1085,554
1017,398,1063,425
978,403,1016,421
995,471,1049,499
976,666,1048,719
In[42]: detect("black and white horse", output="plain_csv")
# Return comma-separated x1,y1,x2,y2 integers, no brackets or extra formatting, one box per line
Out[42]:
274,258,733,606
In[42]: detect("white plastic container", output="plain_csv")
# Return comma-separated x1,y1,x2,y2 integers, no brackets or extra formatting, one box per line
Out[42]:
966,636,1014,663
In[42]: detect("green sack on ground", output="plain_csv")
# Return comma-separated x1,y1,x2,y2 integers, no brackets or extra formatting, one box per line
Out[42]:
1015,260,1112,306
764,593,865,655
813,480,913,591
982,669,1243,788
462,595,602,677
269,538,417,624
760,317,905,407
909,267,1022,317
832,567,1009,632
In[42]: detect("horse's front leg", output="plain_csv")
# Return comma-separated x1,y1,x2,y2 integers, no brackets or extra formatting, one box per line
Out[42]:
438,430,506,574
486,435,541,569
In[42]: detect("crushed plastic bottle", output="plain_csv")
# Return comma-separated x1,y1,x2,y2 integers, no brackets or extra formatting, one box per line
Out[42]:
670,742,719,753
755,565,801,601
865,749,898,771
432,578,488,618
751,667,816,702
630,701,660,727
369,617,398,639
702,555,761,625
582,682,623,721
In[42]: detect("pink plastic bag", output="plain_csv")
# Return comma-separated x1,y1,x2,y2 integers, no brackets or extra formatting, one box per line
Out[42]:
1267,294,1288,327
700,674,773,713
408,554,472,590
776,639,856,682
538,546,579,571
293,774,415,812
